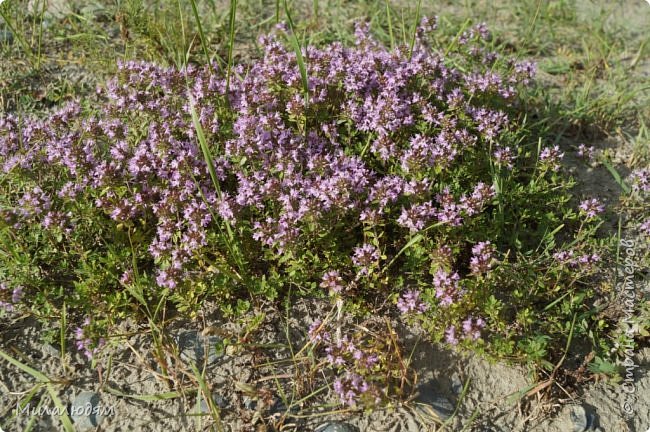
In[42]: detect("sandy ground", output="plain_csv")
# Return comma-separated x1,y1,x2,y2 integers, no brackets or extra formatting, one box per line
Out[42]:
1,295,649,432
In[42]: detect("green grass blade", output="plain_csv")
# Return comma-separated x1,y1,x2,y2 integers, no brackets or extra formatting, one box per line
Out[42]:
284,0,309,106
386,221,443,270
189,96,221,197
0,349,50,382
188,362,224,432
385,0,395,51
0,349,74,431
189,0,214,73
45,385,74,432
188,95,247,280
409,0,422,58
225,0,238,95
0,6,35,66
602,158,631,193
105,386,182,401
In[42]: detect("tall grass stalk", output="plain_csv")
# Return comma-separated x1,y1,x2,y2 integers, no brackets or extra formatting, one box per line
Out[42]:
409,0,422,58
225,0,237,96
189,0,214,74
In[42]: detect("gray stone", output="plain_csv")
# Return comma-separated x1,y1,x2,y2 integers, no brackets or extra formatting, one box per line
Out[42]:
42,343,61,358
70,391,105,431
569,405,588,432
242,396,257,411
450,372,463,395
315,422,357,432
175,330,223,367
198,394,227,413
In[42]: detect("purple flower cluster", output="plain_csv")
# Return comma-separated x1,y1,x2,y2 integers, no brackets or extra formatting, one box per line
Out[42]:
333,373,380,407
0,283,23,312
396,289,429,314
352,243,380,275
320,270,346,294
433,269,463,306
470,241,495,275
539,145,564,171
74,317,106,360
0,21,541,354
579,198,605,219
319,333,379,370
430,183,495,228
639,219,650,236
494,146,515,169
553,250,601,268
576,144,595,161
629,168,650,194
308,319,387,407
445,315,486,345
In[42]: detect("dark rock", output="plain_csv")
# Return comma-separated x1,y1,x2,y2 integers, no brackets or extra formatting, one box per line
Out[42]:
416,380,455,421
243,396,257,411
416,394,455,421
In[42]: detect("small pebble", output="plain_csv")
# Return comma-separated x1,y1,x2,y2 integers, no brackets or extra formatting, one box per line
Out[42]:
315,422,357,432
175,330,223,366
450,372,463,395
70,391,105,431
198,394,227,413
243,396,257,411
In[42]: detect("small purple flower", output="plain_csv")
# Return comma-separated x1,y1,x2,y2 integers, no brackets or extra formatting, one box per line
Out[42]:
320,270,345,294
435,188,463,226
397,202,435,232
119,270,134,286
461,182,494,216
74,317,105,361
308,319,330,343
553,250,575,264
0,284,23,312
445,325,458,345
325,337,348,366
573,253,600,268
396,289,429,314
11,286,23,304
352,243,380,275
629,168,650,194
576,144,595,161
494,146,515,169
579,198,605,219
332,372,378,407
461,316,486,340
470,241,495,275
640,219,650,236
539,145,564,171
433,269,462,306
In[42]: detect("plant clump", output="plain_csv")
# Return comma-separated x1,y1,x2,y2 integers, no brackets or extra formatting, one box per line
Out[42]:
0,19,613,380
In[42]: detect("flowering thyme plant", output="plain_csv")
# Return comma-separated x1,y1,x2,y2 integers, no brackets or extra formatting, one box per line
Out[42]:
0,19,612,373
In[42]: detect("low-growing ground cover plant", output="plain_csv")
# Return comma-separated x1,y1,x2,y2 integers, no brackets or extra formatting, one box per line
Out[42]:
0,16,624,407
